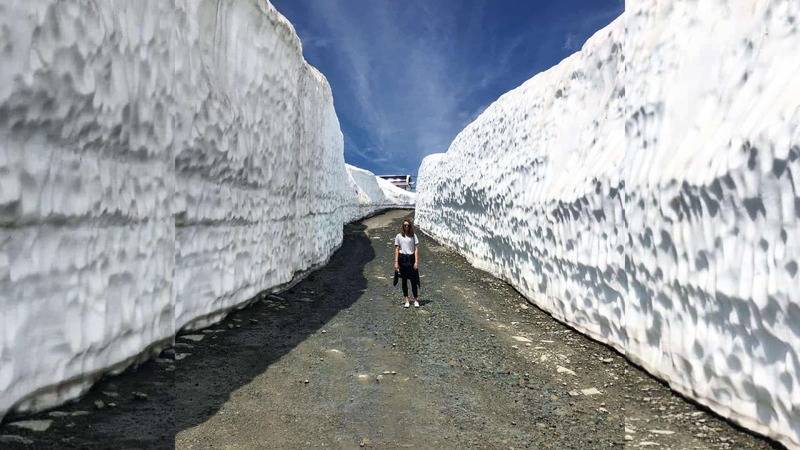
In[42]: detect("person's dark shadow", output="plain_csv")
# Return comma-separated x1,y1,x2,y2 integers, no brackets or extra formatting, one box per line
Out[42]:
0,222,374,449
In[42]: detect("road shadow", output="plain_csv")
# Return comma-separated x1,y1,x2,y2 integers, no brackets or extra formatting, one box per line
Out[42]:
173,221,375,435
0,221,374,449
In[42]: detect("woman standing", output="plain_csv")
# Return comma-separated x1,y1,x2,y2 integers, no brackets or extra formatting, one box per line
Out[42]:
394,219,420,308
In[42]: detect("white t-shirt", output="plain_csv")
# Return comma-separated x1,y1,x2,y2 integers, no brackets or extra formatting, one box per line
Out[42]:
394,233,419,255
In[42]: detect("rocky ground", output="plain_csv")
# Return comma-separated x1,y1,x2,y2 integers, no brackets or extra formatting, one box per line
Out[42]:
0,210,783,449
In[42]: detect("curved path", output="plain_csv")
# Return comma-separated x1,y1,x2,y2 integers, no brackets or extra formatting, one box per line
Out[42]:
0,210,779,449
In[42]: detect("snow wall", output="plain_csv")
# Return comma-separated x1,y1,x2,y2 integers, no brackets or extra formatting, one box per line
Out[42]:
0,0,412,421
343,165,416,222
376,176,416,209
416,1,800,447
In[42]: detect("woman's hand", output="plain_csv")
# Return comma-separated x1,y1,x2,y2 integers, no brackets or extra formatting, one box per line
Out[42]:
394,261,399,271
413,261,418,270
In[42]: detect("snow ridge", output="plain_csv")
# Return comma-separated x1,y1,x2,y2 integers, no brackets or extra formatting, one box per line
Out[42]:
417,1,800,447
0,0,413,420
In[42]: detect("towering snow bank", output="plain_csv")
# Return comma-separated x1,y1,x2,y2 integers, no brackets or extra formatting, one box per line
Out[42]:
342,165,416,221
0,0,179,420
0,0,407,421
172,1,353,331
417,1,800,447
344,164,390,221
376,177,416,208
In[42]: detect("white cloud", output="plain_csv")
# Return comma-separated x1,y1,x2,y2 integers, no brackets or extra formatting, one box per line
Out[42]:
304,1,479,167
291,0,622,175
564,33,581,50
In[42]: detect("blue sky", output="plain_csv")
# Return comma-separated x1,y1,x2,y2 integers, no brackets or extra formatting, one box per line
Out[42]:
271,0,623,177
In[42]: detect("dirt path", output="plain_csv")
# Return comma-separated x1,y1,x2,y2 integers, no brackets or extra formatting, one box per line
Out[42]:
0,210,781,449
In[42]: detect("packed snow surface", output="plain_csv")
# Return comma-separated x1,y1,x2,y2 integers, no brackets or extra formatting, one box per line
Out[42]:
0,0,412,420
343,165,416,222
417,1,800,447
375,177,416,209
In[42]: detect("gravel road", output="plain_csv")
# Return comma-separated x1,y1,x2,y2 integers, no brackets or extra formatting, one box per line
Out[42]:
0,210,781,449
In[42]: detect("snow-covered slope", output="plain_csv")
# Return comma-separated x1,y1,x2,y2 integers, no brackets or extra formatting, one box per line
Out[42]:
342,165,416,222
344,164,390,221
417,1,800,447
171,0,353,331
0,0,408,421
376,177,416,208
0,0,179,420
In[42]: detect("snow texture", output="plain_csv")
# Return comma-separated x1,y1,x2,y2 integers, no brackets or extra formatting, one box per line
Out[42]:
342,165,415,222
0,0,411,421
172,0,352,332
375,177,416,209
417,1,800,447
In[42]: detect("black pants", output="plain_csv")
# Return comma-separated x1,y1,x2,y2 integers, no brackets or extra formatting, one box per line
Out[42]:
398,254,419,298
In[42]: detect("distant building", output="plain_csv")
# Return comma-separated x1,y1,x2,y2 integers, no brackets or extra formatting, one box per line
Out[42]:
378,174,414,191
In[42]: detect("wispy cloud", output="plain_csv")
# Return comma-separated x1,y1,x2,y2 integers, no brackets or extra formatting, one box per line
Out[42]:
564,33,581,51
303,1,476,173
274,0,623,176
564,3,623,51
464,102,492,126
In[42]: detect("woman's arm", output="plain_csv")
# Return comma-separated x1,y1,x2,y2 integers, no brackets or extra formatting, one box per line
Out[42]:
394,246,400,270
414,245,420,270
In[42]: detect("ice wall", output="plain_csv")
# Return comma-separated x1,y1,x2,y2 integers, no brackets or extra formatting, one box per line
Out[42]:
0,0,406,421
0,0,178,420
171,1,353,331
416,1,800,447
376,177,416,209
342,165,416,222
